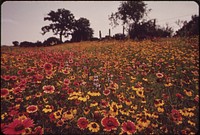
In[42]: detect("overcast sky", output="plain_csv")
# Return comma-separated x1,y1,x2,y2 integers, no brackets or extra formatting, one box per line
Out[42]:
1,1,199,45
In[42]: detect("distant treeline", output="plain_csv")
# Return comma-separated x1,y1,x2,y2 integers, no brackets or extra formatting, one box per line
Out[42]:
12,34,128,47
12,2,199,47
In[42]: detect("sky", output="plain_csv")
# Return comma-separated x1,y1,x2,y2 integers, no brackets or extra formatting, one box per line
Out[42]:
1,1,199,45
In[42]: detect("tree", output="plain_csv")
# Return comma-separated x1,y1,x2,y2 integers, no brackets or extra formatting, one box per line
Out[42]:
175,15,199,37
12,41,19,47
43,37,62,46
71,18,94,42
109,1,150,28
41,8,75,42
109,1,151,40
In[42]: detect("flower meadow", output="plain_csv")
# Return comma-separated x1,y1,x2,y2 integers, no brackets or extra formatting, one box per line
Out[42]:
1,37,199,135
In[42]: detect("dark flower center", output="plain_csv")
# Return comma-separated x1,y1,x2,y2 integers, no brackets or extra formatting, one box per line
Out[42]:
46,87,52,91
67,111,71,114
92,123,97,128
107,120,114,127
56,112,61,116
126,124,133,130
15,124,25,131
81,121,86,125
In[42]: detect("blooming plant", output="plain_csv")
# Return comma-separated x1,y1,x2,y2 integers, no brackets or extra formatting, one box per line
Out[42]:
1,37,199,134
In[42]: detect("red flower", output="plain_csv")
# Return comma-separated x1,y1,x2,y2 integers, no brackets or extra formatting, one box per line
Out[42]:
3,118,34,135
1,88,9,98
26,68,33,73
63,78,71,85
101,116,120,131
43,85,55,94
176,93,184,99
103,89,110,96
100,99,109,108
156,72,164,78
11,76,18,80
13,87,23,95
32,126,44,134
43,63,53,71
26,105,38,113
171,109,182,122
3,75,11,81
77,117,89,130
121,120,136,134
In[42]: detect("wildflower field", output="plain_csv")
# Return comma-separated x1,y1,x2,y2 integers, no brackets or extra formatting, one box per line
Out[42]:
1,37,199,134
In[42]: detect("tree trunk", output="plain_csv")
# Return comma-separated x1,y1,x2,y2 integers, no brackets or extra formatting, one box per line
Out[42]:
60,31,63,43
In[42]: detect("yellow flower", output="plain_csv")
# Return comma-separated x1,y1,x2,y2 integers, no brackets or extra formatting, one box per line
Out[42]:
164,83,173,87
119,109,130,116
114,83,119,90
78,96,88,102
68,95,79,100
43,98,49,103
89,76,93,81
18,115,27,121
136,90,145,98
53,109,63,119
151,112,159,119
26,96,32,100
125,99,132,106
137,117,150,128
70,75,75,80
109,102,119,116
130,76,136,83
88,122,100,132
42,105,53,113
188,120,195,126
87,91,101,96
131,105,138,110
84,107,90,115
1,113,8,120
62,110,74,121
154,99,164,107
90,101,98,107
22,128,32,135
35,92,42,97
157,107,164,113
184,89,192,97
142,78,148,82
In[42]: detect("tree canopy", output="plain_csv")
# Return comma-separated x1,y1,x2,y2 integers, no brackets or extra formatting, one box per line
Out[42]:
109,1,150,28
41,8,75,42
71,18,94,42
175,15,199,37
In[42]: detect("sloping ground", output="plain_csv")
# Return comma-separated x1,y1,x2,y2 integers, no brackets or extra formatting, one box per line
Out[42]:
1,37,199,134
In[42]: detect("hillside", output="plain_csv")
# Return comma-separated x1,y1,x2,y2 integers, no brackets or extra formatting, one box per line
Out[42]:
1,37,199,134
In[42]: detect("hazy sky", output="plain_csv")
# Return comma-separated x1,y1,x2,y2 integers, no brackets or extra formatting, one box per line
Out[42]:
1,1,199,45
